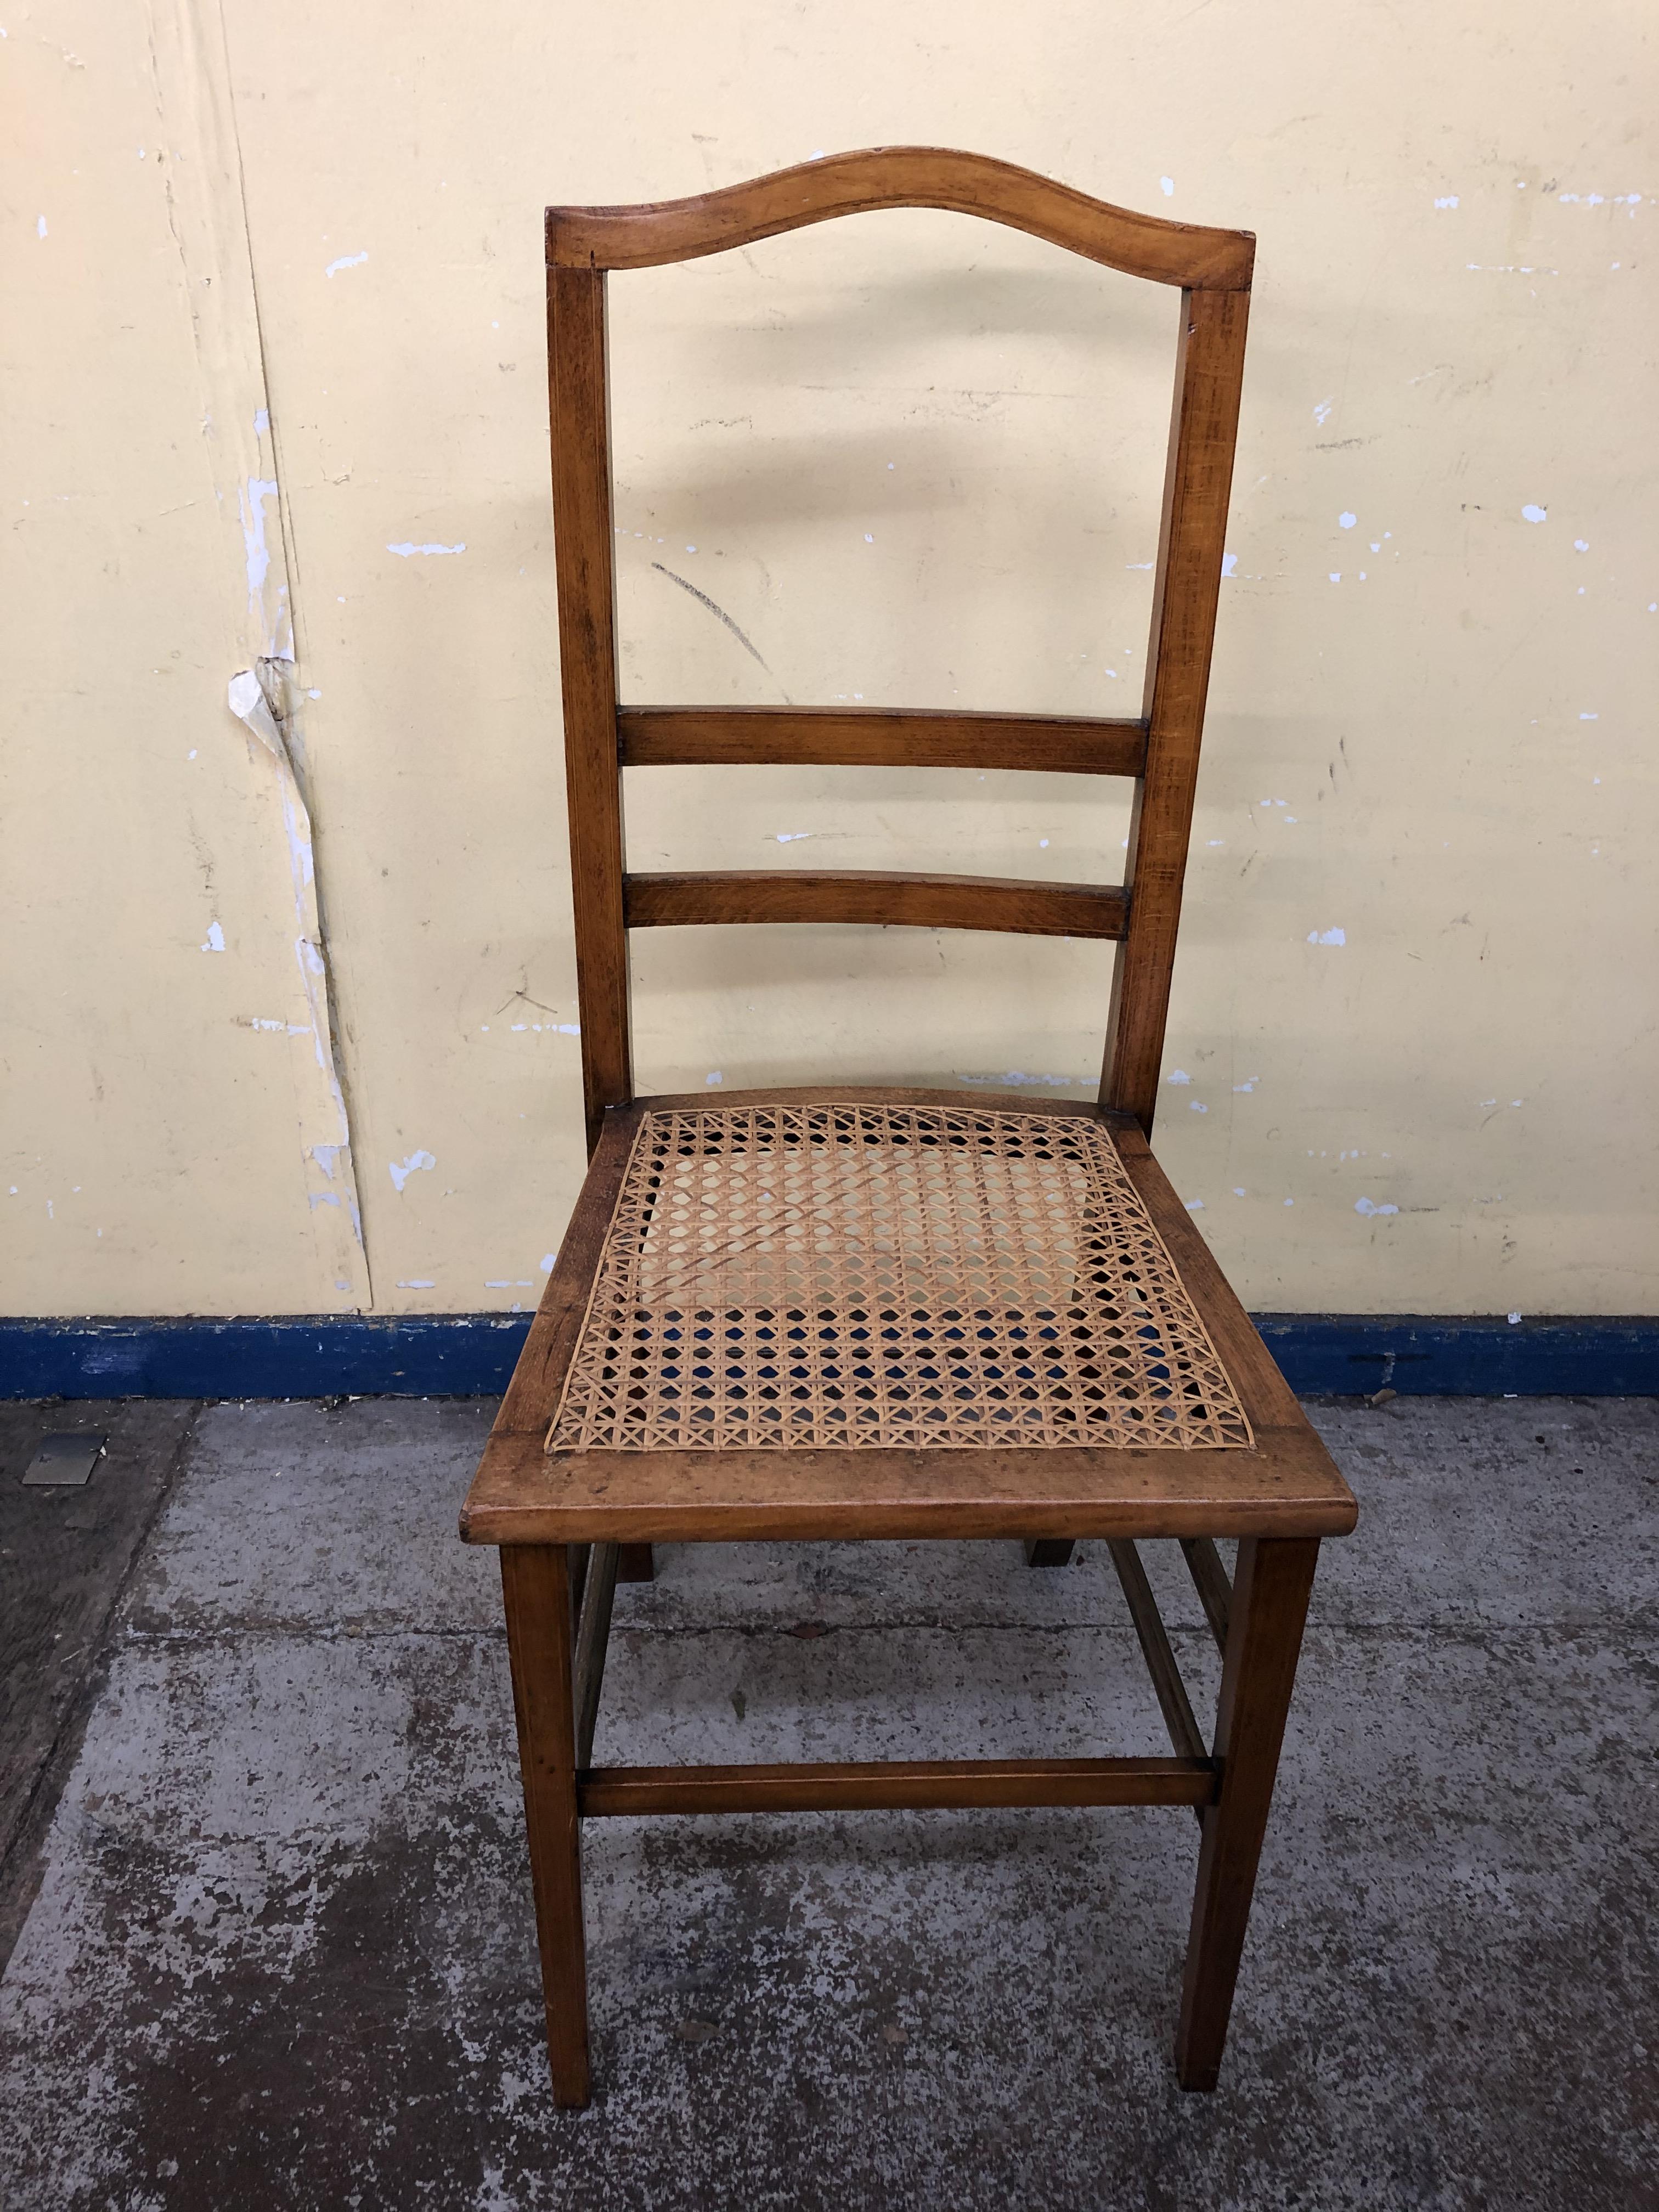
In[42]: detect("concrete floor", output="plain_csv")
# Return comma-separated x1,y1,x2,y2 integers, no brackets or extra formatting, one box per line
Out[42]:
0,1395,1654,2210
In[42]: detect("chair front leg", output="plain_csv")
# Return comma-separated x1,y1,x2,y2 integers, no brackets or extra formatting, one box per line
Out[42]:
501,1543,591,2108
1175,1535,1319,2091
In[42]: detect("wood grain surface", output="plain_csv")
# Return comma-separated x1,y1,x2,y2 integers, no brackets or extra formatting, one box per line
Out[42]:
548,146,1254,289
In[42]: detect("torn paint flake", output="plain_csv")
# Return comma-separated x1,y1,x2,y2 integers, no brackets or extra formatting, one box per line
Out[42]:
388,1150,437,1194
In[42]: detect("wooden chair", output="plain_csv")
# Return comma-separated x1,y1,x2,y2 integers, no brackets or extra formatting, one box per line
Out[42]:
461,148,1357,2109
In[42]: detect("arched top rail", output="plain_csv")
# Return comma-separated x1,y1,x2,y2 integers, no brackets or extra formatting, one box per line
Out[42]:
547,146,1254,290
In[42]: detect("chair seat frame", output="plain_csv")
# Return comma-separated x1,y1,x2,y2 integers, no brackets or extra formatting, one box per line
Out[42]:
461,148,1356,2111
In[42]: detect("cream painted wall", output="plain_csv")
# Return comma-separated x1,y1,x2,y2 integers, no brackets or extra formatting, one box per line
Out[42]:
4,0,1654,1321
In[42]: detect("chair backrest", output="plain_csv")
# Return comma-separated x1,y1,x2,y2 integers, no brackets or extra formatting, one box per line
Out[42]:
546,147,1253,1155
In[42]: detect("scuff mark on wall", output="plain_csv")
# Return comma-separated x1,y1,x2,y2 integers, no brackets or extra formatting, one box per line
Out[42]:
650,560,787,693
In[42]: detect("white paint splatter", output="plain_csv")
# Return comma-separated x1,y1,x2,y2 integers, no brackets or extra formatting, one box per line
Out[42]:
1339,512,1357,529
1521,503,1547,523
1573,539,1589,552
201,921,225,952
1329,572,1342,584
253,406,270,436
1507,1311,1522,1325
388,1149,437,1193
1434,195,1459,209
397,1278,437,1290
1184,1198,1204,1210
387,541,466,557
1221,553,1238,578
1313,398,1333,426
1160,176,1175,196
706,1071,723,1086
325,251,368,276
776,831,811,843
1354,1197,1399,1217
1307,927,1346,946
1166,1069,1191,1085
1190,1101,1208,1114
541,1253,557,1272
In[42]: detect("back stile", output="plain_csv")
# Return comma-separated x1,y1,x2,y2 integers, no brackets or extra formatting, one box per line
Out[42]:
549,261,632,1153
1101,286,1250,1134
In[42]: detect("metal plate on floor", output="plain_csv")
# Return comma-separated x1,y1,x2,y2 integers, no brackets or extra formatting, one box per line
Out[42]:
22,1434,107,1487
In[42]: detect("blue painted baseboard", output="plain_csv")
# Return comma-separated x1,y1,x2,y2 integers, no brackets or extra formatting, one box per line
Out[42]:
1,1312,1655,1401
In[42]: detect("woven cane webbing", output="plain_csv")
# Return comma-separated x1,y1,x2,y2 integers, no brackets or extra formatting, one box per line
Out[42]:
548,1104,1253,1453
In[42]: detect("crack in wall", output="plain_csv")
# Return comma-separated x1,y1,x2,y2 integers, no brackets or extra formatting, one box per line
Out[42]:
145,0,373,1310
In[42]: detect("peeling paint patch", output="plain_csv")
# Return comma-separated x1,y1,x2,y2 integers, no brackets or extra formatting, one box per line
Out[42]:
957,1071,1085,1091
1308,927,1347,946
201,921,225,952
1355,1197,1400,1217
239,478,280,618
388,1151,437,1193
387,541,466,557
325,251,368,276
